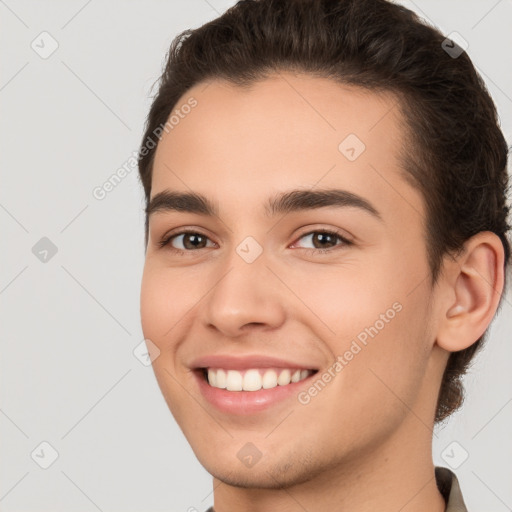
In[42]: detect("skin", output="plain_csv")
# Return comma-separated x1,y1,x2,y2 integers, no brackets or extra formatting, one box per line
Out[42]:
140,72,504,512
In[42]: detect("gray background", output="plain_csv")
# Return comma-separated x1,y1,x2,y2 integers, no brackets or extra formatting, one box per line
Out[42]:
1,1,511,510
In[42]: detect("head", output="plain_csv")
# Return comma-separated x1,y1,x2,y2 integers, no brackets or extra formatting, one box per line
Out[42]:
138,0,510,487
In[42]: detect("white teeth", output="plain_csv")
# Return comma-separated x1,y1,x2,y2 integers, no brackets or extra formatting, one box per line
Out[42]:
277,369,291,386
262,369,278,389
243,369,262,391
206,368,314,391
291,369,301,383
216,369,227,389
226,370,243,391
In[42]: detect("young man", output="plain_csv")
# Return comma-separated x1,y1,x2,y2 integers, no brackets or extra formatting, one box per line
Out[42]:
138,0,510,510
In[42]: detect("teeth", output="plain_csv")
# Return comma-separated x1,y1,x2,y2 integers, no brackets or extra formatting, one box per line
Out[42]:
206,368,314,391
207,369,217,387
262,369,278,389
277,369,291,386
226,370,243,391
243,369,262,391
291,369,301,383
216,369,226,388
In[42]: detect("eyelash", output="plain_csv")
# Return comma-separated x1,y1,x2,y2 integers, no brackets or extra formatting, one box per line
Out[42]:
157,228,353,256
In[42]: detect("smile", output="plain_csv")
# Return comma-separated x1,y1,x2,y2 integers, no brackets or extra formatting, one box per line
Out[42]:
204,367,316,391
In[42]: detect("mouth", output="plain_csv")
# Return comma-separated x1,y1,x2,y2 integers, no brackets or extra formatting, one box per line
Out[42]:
192,365,319,415
189,354,321,414
199,367,317,391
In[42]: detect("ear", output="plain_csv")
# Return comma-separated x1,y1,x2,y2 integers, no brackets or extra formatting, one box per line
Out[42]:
436,231,505,352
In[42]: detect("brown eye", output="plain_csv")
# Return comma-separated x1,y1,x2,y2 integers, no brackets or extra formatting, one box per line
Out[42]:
158,230,215,251
178,233,208,250
294,230,350,251
311,232,338,249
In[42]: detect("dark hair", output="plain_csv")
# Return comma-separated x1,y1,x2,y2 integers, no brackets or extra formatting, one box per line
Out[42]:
137,0,511,423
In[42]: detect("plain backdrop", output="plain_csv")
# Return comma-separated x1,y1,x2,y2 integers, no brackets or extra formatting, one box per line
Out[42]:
1,1,511,511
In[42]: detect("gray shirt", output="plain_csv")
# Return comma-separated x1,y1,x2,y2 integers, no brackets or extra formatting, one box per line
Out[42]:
203,466,468,512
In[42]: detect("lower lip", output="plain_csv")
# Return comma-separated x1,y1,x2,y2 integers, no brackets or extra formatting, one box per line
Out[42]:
193,370,317,415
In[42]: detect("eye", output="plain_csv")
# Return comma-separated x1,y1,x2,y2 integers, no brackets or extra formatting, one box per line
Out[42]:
157,228,352,255
158,229,215,253
292,229,352,253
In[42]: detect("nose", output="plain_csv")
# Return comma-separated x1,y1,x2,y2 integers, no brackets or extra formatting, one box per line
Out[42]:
201,250,287,338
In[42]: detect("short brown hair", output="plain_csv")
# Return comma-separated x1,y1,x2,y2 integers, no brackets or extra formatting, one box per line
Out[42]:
138,0,511,422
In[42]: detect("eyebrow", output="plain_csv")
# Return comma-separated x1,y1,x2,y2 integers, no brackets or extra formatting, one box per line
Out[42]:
146,188,382,221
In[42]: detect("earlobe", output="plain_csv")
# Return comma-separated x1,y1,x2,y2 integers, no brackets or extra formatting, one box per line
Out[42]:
436,231,505,352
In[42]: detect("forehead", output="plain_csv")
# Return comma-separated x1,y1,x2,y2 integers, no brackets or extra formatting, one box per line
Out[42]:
150,72,422,223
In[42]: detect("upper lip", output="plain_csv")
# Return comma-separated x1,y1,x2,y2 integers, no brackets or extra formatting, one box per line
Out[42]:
190,354,319,371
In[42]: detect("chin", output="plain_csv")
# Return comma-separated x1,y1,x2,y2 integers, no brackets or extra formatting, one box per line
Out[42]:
204,464,306,490
194,446,323,490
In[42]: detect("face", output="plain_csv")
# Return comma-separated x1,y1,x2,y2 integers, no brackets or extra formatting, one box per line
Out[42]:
140,73,445,488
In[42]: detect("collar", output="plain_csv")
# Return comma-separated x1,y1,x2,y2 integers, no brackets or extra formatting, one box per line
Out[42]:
436,466,468,512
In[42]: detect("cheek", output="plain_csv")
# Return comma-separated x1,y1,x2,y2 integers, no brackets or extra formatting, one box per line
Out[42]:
140,264,199,420
140,263,199,344
292,254,432,396
140,267,167,343
280,257,402,340
330,286,433,430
